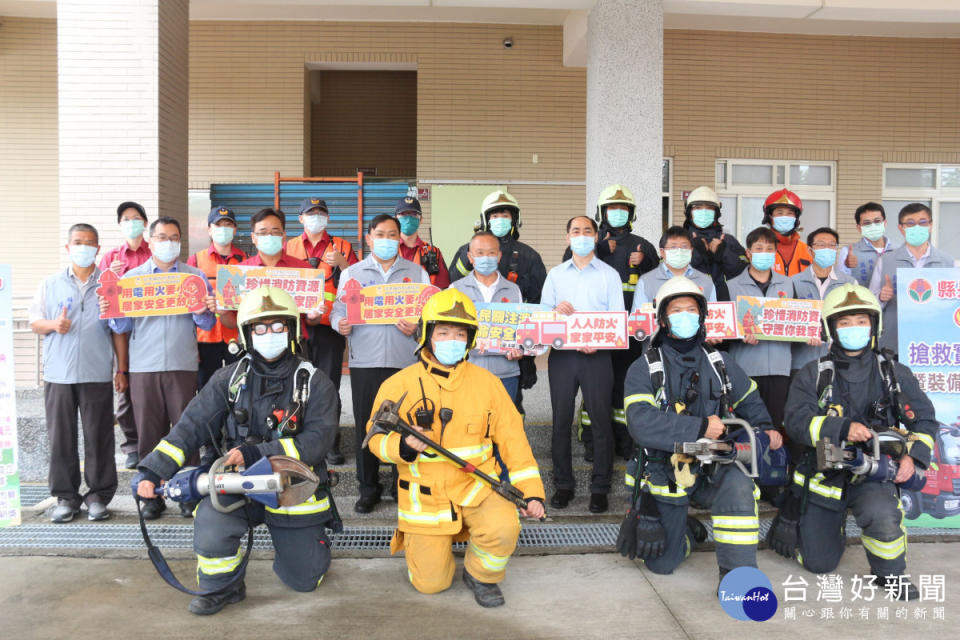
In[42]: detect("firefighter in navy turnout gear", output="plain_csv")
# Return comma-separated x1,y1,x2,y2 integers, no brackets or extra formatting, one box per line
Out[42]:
621,277,780,581
682,186,747,302
567,185,658,461
134,287,339,615
448,190,547,408
768,284,937,600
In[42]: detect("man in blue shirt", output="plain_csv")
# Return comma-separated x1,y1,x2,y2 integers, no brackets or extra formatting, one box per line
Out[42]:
101,216,217,519
541,215,625,514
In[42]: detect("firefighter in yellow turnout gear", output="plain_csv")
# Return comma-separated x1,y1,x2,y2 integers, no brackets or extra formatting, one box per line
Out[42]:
366,288,546,607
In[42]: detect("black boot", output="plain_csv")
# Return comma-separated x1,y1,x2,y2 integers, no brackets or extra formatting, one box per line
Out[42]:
140,497,166,520
687,516,708,544
188,581,246,615
878,574,920,601
325,433,344,466
462,571,505,608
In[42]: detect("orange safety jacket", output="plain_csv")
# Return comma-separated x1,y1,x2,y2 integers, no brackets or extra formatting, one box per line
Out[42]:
286,233,357,325
773,233,814,277
191,246,246,343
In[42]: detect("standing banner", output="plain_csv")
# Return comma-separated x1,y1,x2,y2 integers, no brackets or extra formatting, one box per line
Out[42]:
736,296,822,342
897,267,960,528
97,270,209,319
215,265,326,313
517,311,628,350
0,265,20,528
337,279,440,325
475,302,551,356
629,302,740,342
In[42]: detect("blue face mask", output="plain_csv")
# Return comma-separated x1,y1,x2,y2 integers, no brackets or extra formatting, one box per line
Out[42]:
373,238,399,260
211,226,235,245
152,241,180,263
120,219,145,240
772,216,796,234
69,244,98,269
904,225,930,247
814,248,837,269
473,255,499,276
836,325,871,351
256,235,283,256
668,311,700,340
861,222,885,242
398,215,420,235
433,339,467,366
570,235,596,257
606,208,630,228
750,251,775,271
489,217,512,238
691,208,715,229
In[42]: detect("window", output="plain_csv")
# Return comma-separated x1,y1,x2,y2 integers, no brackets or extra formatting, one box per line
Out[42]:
882,164,960,258
663,158,672,233
715,160,836,240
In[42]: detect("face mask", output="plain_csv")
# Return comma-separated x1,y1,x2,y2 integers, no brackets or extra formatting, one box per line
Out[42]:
252,331,289,360
211,226,235,245
303,214,328,234
664,248,692,270
473,256,499,276
904,225,930,247
814,248,837,269
691,208,715,229
668,311,700,340
860,222,885,242
433,339,467,366
570,235,596,257
256,235,283,256
120,219,145,240
373,238,399,260
69,245,97,269
836,325,871,351
772,216,796,234
606,208,629,228
489,217,512,238
750,251,775,271
152,241,180,263
398,215,420,235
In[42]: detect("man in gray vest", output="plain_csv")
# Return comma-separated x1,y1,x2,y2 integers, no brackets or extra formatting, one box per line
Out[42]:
838,202,898,294
29,224,119,522
101,216,217,519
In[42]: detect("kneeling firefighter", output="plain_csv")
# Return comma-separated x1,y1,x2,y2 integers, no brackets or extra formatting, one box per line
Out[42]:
619,276,783,583
767,284,937,600
134,287,340,615
364,288,546,607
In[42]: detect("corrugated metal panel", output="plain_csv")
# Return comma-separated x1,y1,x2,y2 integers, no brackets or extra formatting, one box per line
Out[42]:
209,181,411,256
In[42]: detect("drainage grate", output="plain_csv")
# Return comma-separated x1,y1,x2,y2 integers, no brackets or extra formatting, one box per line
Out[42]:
0,518,956,552
18,486,50,508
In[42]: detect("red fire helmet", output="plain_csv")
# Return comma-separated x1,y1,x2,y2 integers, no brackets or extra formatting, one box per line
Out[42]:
763,188,803,217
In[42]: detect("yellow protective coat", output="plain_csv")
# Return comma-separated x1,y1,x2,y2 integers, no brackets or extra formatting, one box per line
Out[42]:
367,358,545,538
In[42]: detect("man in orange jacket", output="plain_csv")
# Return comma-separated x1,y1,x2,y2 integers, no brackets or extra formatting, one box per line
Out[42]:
365,288,545,607
187,206,247,389
764,188,813,276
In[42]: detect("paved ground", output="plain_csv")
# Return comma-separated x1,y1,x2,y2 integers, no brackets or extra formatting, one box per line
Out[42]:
2,544,956,640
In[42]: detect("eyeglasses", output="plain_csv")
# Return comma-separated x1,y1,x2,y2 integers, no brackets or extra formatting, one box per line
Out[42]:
901,220,931,228
254,231,285,237
151,234,180,242
251,321,287,336
811,243,838,250
860,218,884,226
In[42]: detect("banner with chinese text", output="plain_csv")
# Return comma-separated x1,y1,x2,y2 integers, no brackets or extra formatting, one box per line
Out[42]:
98,270,209,319
517,311,628,350
0,265,20,527
215,265,326,314
897,267,960,528
337,279,440,325
736,296,822,342
475,302,551,356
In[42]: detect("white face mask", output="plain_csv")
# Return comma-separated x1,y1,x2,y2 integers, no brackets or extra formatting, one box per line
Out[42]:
251,330,289,360
303,214,328,234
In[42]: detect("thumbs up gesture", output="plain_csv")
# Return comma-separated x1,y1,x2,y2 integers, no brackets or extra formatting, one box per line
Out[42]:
879,275,894,303
845,245,858,269
629,244,644,267
323,246,348,270
54,306,72,334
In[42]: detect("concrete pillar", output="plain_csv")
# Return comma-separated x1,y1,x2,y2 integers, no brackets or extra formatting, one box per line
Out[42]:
57,0,189,256
585,0,663,241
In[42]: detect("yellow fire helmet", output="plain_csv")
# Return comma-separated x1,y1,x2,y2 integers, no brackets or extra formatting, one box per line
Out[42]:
480,190,521,230
595,183,637,223
684,186,721,211
236,286,300,349
821,283,882,345
417,288,479,351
